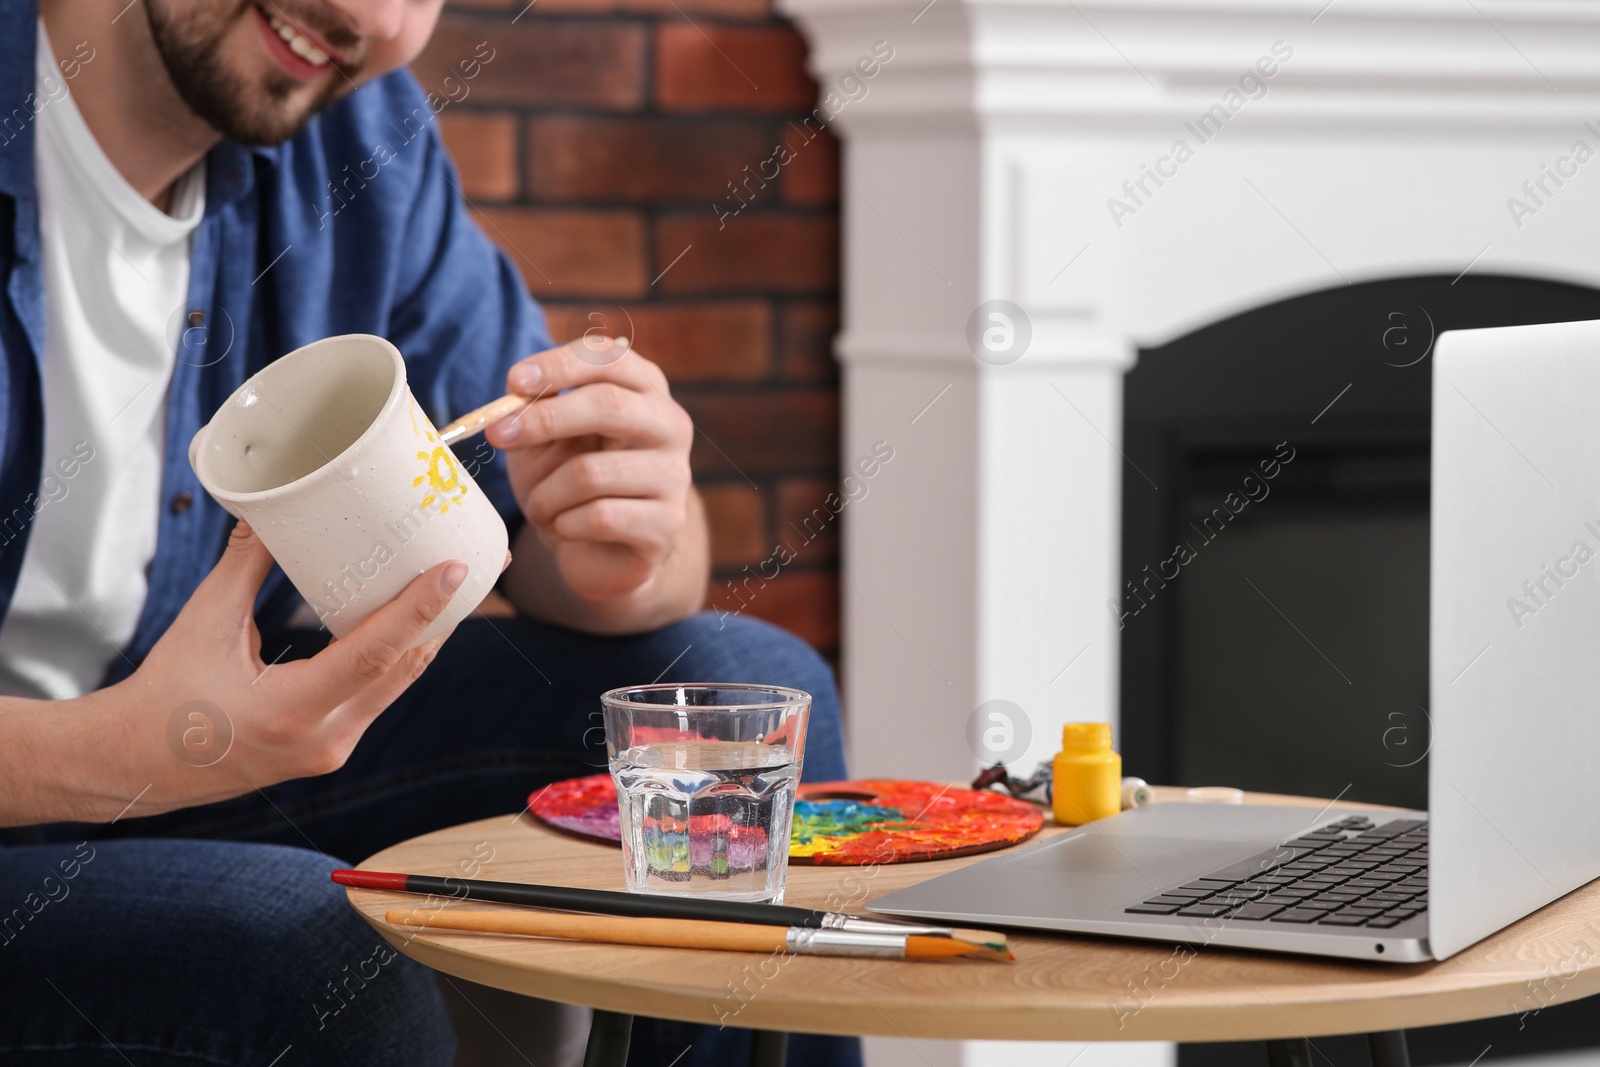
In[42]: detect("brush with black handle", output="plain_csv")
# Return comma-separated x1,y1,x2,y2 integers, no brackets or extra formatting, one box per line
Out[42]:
332,868,1012,960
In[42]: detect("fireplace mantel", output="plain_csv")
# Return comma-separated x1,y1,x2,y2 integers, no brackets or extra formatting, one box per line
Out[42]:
778,0,1600,806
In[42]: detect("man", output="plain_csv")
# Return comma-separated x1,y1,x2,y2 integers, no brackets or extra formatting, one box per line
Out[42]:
0,2,858,1065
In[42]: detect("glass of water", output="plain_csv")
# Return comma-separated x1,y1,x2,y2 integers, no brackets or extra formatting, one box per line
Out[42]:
602,683,810,904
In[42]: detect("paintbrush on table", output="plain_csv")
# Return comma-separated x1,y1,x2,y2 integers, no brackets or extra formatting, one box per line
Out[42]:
437,337,631,445
384,908,1000,961
334,869,1012,961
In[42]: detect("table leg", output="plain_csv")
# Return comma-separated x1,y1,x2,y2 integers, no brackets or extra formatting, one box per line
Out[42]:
749,1029,789,1067
583,1009,634,1067
1367,1030,1411,1067
1265,1038,1313,1067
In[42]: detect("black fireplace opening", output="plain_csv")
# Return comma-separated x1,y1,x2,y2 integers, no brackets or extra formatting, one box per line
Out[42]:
1120,275,1600,1065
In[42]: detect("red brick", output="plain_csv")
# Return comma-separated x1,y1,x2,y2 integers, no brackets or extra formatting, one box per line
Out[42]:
678,390,838,476
414,16,644,110
472,208,647,298
526,116,776,204
656,25,815,112
778,302,837,383
434,0,842,663
707,571,839,651
780,125,838,205
531,0,769,14
776,478,838,564
542,302,772,382
439,111,519,201
653,216,837,294
701,484,767,568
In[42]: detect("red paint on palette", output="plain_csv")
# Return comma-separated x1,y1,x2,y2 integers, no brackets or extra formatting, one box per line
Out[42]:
527,775,1043,866
526,774,621,843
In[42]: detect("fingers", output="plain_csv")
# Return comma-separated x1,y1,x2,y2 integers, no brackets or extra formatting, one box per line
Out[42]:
275,631,451,779
327,633,451,737
489,382,689,451
199,523,278,605
503,435,589,491
288,560,467,708
551,497,679,559
523,450,689,528
505,339,664,400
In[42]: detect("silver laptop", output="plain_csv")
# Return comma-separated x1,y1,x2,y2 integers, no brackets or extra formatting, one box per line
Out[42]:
871,318,1600,963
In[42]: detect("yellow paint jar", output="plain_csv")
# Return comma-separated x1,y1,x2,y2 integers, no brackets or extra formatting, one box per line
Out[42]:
1052,722,1122,826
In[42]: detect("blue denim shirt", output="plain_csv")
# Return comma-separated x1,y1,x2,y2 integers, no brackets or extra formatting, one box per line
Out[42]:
0,4,548,684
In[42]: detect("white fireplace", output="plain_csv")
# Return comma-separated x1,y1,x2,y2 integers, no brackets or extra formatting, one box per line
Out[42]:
776,1,1600,1065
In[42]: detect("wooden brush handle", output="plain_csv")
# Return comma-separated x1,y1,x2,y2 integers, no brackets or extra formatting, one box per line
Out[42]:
437,395,532,443
386,908,790,953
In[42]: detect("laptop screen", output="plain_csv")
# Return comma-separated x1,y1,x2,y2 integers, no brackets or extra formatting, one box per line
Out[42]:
1430,318,1600,958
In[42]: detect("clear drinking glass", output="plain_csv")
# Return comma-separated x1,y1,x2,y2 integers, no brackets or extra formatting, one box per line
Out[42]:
602,683,810,904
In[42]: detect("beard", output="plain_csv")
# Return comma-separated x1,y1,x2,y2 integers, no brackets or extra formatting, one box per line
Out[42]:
143,1,360,147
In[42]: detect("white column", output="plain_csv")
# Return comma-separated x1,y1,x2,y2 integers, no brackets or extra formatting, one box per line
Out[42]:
820,99,1137,787
783,52,1144,1067
838,332,1133,781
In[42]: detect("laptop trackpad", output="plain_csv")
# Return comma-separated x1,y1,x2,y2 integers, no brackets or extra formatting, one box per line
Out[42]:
870,829,1245,925
1009,832,1231,883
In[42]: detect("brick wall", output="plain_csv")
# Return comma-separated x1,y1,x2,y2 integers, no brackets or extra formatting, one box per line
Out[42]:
413,0,843,659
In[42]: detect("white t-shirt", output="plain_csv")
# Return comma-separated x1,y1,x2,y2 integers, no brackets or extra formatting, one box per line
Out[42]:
0,22,205,700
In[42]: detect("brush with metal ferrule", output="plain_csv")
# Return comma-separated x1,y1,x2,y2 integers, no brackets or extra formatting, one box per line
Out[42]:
335,869,1012,961
383,908,994,961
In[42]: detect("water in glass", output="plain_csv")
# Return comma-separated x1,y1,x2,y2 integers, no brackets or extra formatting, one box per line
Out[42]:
613,739,800,903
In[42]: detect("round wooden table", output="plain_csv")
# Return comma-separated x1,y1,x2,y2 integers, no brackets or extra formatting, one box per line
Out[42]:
343,789,1600,1067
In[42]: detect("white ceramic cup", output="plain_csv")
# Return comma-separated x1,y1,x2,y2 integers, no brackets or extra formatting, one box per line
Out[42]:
188,333,509,644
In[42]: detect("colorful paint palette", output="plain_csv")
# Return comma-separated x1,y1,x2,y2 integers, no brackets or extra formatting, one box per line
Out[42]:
527,775,1043,866
527,774,621,842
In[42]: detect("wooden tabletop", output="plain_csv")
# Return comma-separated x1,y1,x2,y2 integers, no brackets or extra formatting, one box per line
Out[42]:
344,788,1600,1042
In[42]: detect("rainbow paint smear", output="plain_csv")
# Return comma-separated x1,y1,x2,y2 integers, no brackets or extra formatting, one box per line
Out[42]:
529,776,1042,867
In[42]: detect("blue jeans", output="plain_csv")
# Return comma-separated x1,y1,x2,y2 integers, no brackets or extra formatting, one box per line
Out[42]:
0,613,863,1067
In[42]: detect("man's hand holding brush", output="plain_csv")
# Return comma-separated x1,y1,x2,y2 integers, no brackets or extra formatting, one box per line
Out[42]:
471,337,710,635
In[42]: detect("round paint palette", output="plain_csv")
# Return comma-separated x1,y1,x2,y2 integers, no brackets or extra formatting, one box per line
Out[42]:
527,775,1043,866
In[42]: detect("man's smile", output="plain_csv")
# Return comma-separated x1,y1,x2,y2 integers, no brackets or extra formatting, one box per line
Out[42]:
250,2,347,80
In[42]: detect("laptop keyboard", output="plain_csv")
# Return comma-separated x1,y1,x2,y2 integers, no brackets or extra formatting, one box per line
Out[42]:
1125,815,1428,930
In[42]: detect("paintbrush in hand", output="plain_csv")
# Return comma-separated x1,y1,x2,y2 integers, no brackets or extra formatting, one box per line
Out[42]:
437,337,631,445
